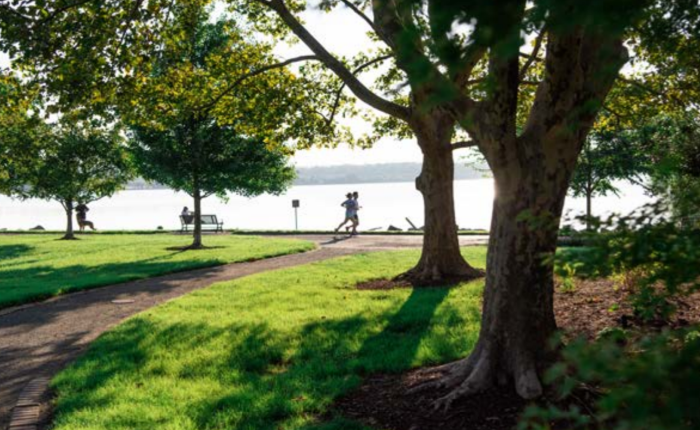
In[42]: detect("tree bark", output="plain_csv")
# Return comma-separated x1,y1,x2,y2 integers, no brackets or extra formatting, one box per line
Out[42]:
412,134,578,406
412,30,630,404
398,113,484,285
62,199,75,240
191,188,203,249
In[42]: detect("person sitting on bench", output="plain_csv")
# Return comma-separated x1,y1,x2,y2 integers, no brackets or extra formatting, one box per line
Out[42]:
181,206,194,224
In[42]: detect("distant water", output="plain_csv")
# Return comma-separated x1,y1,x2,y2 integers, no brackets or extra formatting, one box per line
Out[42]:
0,179,653,232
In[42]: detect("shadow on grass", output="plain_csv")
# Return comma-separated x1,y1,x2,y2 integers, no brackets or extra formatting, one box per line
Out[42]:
0,239,236,310
0,244,33,261
0,257,224,320
50,286,459,430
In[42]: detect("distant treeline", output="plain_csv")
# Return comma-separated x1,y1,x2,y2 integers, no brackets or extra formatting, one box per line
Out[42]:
125,162,490,190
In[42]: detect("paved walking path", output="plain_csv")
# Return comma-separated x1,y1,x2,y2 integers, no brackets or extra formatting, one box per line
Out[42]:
0,234,487,429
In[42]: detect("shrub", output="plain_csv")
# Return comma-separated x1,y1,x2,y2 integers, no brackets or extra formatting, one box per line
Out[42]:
558,204,700,322
522,204,700,430
520,328,700,430
556,262,580,294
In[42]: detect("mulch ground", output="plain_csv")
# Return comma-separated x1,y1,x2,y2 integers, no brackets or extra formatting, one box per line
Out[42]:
337,277,700,430
164,245,226,251
356,279,413,290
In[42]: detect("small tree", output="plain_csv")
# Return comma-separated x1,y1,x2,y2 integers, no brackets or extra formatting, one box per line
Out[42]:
130,122,294,248
26,122,132,239
124,10,297,248
569,128,647,230
635,114,700,225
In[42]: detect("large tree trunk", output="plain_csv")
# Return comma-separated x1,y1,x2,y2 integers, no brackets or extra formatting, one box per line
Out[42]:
62,200,75,240
191,188,203,249
399,114,484,285
412,140,576,407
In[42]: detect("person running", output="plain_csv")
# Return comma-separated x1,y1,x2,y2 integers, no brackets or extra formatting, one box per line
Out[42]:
334,192,356,234
75,203,96,231
349,191,361,235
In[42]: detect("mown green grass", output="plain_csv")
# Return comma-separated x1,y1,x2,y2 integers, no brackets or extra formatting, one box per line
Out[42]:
51,247,487,430
0,234,314,309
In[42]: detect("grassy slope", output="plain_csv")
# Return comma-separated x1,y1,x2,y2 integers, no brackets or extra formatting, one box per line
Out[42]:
51,247,487,430
0,234,314,309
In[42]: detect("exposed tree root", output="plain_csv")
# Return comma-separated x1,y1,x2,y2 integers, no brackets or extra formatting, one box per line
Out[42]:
394,264,484,287
164,244,215,251
408,344,544,411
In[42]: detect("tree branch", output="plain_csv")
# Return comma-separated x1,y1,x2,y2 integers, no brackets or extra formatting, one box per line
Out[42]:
519,31,544,81
326,54,393,126
338,0,389,46
454,45,487,89
262,1,410,120
451,140,479,150
523,27,627,143
0,4,32,21
198,55,320,115
602,103,626,125
257,0,409,121
617,76,685,108
40,0,94,25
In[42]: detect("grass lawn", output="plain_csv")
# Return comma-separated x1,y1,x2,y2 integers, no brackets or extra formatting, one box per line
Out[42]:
51,247,487,430
0,234,314,309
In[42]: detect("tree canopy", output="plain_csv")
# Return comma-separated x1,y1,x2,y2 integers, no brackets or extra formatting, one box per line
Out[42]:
0,71,44,196
569,126,649,227
0,1,352,150
16,119,133,238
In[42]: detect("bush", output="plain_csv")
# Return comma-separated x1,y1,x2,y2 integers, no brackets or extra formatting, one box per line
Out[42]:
556,262,580,294
521,204,700,430
558,204,700,322
520,328,700,430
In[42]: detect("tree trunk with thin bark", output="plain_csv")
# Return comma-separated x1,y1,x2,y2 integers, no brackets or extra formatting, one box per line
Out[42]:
414,145,577,406
191,188,203,249
399,113,484,285
62,199,76,240
411,29,630,405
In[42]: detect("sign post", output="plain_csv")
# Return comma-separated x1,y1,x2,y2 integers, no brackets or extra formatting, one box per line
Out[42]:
292,199,300,230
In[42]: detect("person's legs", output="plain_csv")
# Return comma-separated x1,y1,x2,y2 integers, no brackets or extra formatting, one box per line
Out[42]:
86,221,95,230
335,217,350,232
351,215,359,235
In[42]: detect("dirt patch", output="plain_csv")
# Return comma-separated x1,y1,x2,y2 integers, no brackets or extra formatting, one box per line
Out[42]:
555,278,700,340
334,278,700,430
356,279,413,290
356,271,486,290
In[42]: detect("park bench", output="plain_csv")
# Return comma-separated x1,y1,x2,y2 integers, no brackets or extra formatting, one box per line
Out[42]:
179,214,224,233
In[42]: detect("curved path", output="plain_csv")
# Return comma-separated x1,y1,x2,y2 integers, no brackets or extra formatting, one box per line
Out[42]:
0,234,487,429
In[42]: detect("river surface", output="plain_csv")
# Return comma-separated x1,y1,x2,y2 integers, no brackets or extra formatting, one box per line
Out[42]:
0,179,652,231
